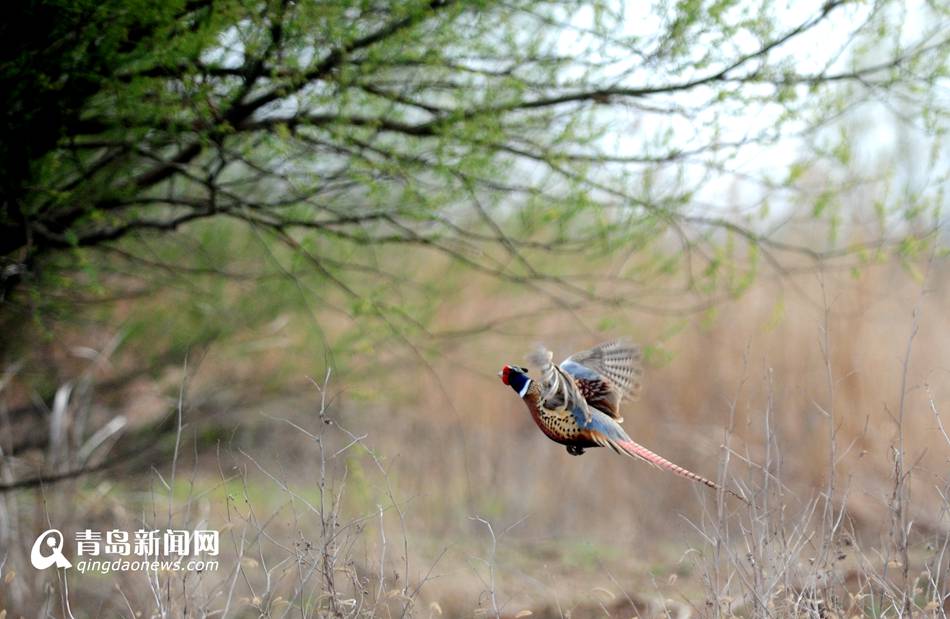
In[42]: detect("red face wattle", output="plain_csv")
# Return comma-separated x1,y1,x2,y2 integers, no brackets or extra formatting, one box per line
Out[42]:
500,365,511,385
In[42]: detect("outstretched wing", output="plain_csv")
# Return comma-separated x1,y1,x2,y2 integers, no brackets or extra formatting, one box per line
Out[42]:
560,340,643,420
528,344,592,422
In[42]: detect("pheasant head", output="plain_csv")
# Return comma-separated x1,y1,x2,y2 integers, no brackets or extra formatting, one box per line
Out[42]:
499,365,532,397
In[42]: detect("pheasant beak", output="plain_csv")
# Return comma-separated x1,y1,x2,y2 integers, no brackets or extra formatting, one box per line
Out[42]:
499,365,510,385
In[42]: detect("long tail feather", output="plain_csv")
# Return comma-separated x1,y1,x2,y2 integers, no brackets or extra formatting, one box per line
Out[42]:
610,437,747,503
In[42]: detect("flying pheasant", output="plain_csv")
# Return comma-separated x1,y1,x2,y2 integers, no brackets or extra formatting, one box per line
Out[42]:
500,340,742,500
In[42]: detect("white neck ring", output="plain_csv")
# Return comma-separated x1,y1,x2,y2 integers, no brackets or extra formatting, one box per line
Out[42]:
517,379,532,398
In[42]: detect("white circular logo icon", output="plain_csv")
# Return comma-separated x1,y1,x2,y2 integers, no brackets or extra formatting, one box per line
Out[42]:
31,529,72,570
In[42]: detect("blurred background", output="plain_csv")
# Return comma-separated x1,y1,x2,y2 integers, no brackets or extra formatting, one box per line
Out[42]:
1,0,949,616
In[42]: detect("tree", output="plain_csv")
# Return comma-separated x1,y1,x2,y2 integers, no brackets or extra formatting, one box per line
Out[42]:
0,0,946,476
3,0,946,312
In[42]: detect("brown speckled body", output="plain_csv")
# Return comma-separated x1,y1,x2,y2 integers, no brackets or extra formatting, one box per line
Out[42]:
523,385,597,448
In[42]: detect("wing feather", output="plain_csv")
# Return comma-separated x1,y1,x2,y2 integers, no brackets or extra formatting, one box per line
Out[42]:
528,344,592,422
560,339,643,420
563,339,643,400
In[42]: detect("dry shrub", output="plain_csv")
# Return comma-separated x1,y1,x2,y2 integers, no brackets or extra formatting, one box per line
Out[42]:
3,260,950,616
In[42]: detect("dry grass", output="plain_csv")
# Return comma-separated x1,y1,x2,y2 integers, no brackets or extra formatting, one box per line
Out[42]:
2,260,950,617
